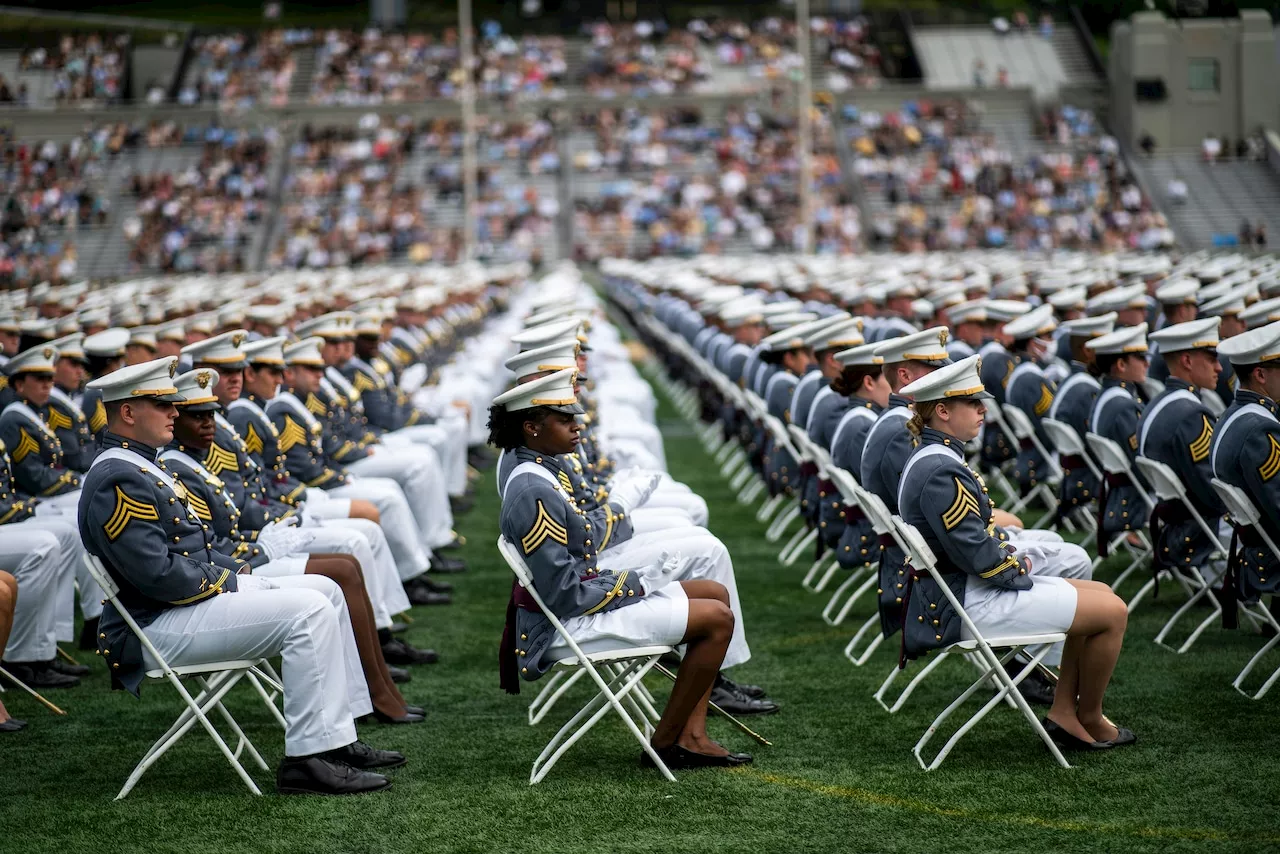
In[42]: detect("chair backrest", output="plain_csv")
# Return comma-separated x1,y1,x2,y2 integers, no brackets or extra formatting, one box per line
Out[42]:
1141,378,1166,401
1200,388,1226,418
1211,477,1261,526
81,553,177,676
1085,432,1132,475
1133,457,1185,502
81,552,120,599
786,423,813,460
1042,419,1084,456
1001,404,1034,441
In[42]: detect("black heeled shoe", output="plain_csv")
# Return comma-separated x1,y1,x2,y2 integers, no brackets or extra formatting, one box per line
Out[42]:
1043,718,1113,751
0,718,27,732
640,744,754,770
360,710,425,725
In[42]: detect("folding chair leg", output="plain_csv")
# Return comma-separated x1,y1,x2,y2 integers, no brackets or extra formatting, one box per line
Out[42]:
1234,615,1280,700
197,675,269,772
246,669,288,731
824,569,878,626
755,492,787,523
766,504,801,543
801,552,835,590
713,439,737,465
874,652,951,714
729,464,755,493
844,613,885,666
1154,582,1221,654
810,558,842,593
780,528,818,567
529,669,587,726
740,478,766,505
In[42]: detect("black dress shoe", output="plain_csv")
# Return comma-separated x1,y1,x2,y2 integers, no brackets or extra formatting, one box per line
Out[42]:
387,665,411,684
1009,667,1056,706
405,704,425,716
429,556,467,574
388,622,410,635
2,661,80,689
1043,718,1113,751
438,534,466,552
78,617,100,651
323,740,407,770
449,496,474,514
276,756,391,795
420,576,453,593
716,673,766,699
0,718,27,732
404,585,452,607
52,658,91,678
640,744,754,770
360,710,426,725
381,637,440,665
709,684,779,716
1101,718,1137,746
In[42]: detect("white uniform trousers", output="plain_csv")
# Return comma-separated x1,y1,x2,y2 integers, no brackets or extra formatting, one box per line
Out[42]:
630,508,697,535
0,523,64,662
345,447,455,550
599,527,750,669
30,504,102,632
141,574,370,757
631,480,709,527
306,520,412,627
988,536,1092,666
325,478,432,580
302,488,353,519
381,421,468,497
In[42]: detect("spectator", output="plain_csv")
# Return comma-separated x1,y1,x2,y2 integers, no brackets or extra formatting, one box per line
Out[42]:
1255,222,1267,249
1202,134,1221,163
1140,132,1156,157
1240,219,1254,247
1166,177,1187,205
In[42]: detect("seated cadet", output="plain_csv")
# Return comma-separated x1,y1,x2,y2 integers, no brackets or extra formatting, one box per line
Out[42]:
79,327,131,448
492,369,753,769
789,313,856,437
162,368,425,723
823,342,890,569
1085,325,1153,547
269,337,457,605
804,317,866,449
1003,305,1060,495
124,327,159,367
1140,318,1228,575
977,301,1030,471
1212,320,1280,606
46,333,95,472
79,356,404,795
0,569,21,730
295,314,464,564
758,321,821,497
897,355,1134,751
1047,314,1116,521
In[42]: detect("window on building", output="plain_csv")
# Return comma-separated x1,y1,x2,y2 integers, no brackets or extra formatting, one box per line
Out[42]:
1188,58,1219,92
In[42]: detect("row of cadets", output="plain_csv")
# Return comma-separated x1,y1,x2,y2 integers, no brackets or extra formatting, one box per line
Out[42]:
1002,304,1061,496
77,356,408,794
1049,313,1118,517
492,333,777,715
160,358,435,677
895,354,1135,752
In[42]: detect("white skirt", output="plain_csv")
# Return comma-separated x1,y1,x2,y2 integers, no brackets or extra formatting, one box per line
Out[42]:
547,582,690,661
961,574,1078,641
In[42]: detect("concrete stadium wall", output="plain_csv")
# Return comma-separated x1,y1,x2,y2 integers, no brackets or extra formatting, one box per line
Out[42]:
1110,10,1277,150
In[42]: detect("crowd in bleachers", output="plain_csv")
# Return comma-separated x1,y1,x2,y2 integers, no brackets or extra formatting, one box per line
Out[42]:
176,30,303,107
855,100,1172,253
20,33,130,105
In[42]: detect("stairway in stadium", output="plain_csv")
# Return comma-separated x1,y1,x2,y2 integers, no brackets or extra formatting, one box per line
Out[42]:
1131,151,1280,249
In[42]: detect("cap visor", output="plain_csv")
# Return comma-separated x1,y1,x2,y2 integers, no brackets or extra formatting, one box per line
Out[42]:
549,402,586,415
975,390,996,401
177,400,221,412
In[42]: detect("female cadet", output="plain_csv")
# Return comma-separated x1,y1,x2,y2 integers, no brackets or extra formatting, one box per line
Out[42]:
897,355,1135,751
491,368,752,769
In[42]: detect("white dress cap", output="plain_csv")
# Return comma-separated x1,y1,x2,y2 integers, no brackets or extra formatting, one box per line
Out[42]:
899,354,993,401
491,367,583,415
873,326,953,366
1217,319,1280,366
182,330,249,368
1084,323,1149,356
504,338,579,379
1003,304,1057,341
1147,317,1221,354
86,356,182,403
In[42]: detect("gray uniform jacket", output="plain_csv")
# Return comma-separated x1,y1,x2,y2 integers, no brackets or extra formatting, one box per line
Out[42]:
78,433,246,694
500,447,645,683
0,400,82,497
1089,376,1150,539
1211,390,1280,599
1048,364,1101,512
48,385,96,471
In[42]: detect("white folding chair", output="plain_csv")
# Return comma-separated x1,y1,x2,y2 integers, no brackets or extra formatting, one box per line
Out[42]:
888,517,1071,771
823,468,888,636
1084,432,1158,602
1133,457,1226,653
82,554,284,799
1042,418,1102,540
496,537,676,784
789,425,842,592
1000,404,1063,524
980,403,1029,511
1210,478,1280,699
1200,388,1227,418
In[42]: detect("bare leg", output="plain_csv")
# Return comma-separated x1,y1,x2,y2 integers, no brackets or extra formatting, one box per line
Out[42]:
650,581,732,755
1046,580,1128,743
0,572,17,724
304,555,408,718
348,500,381,524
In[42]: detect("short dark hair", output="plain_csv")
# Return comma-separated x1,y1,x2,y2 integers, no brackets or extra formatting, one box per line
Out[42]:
831,364,883,397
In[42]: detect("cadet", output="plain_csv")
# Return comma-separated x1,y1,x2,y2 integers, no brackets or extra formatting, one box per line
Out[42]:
1048,314,1115,518
1140,318,1227,574
79,357,404,795
1,345,83,508
1085,324,1153,546
824,342,890,570
491,369,753,769
1212,320,1280,604
45,333,96,472
1003,305,1060,495
896,355,1133,751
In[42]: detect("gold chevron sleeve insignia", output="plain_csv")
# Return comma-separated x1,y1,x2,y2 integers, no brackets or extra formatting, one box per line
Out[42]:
1189,416,1213,463
204,443,240,474
104,485,161,541
186,491,213,521
279,417,308,453
1003,361,1014,387
46,407,73,432
305,393,327,416
0,375,6,391
244,423,264,456
557,471,574,493
1260,435,1280,482
1033,386,1054,417
11,429,39,463
88,399,107,433
352,372,380,393
942,477,982,531
520,500,569,554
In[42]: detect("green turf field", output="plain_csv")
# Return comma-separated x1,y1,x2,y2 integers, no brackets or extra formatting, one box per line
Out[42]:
4,367,1279,854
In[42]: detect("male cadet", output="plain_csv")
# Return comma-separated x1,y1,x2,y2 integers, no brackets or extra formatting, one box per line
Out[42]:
80,327,130,445
45,333,96,472
1212,320,1280,607
1003,304,1060,495
0,311,18,373
153,320,187,360
1139,318,1227,573
78,357,404,795
977,300,1031,470
294,314,463,562
944,300,986,361
270,336,456,604
163,364,433,666
804,316,867,448
1048,314,1116,517
785,313,853,433
124,326,159,366
1198,286,1251,406
757,320,820,498
1086,324,1153,547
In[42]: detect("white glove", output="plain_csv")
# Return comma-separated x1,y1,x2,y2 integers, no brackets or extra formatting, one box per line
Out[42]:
260,517,299,535
609,474,661,513
655,551,682,576
258,527,316,562
297,507,323,528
